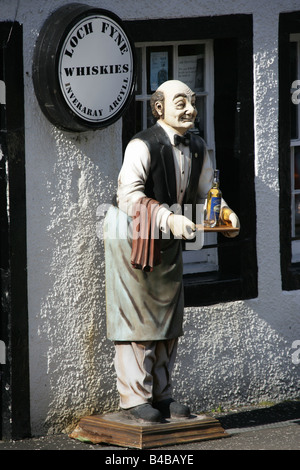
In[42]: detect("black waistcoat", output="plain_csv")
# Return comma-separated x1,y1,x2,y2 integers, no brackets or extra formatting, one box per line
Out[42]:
133,123,205,219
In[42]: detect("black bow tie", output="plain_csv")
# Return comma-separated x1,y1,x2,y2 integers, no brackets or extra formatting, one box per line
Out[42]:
174,134,190,147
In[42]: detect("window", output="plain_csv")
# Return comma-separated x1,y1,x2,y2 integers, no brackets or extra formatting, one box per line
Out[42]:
279,13,300,290
123,14,257,305
290,35,300,263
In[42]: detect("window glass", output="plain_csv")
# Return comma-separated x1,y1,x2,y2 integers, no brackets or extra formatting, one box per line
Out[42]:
146,46,173,94
295,194,300,237
194,96,205,138
178,44,205,92
135,47,143,95
295,146,300,190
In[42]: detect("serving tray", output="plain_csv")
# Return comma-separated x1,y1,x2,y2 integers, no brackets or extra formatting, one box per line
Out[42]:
196,224,239,232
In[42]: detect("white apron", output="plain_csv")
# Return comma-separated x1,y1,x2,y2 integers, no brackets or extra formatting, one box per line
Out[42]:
104,206,184,341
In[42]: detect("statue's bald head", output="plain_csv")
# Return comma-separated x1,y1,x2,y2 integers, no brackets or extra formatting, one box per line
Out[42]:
150,80,195,119
150,80,197,135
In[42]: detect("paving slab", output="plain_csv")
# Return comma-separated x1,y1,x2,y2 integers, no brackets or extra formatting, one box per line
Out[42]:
0,400,299,452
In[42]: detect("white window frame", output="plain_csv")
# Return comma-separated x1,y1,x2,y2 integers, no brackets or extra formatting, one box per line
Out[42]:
135,39,219,273
290,34,300,263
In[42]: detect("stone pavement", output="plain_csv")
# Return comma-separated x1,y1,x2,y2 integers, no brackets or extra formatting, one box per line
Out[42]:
0,400,299,452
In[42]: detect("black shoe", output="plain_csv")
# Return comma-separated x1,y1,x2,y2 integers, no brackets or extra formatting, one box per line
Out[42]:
123,404,162,423
153,398,190,418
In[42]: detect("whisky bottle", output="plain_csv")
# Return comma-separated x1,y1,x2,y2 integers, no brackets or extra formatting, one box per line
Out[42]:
204,169,222,227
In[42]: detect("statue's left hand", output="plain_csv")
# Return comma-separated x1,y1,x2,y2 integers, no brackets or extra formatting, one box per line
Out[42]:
222,210,240,238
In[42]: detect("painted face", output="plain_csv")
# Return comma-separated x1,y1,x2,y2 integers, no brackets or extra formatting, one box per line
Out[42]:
155,80,197,135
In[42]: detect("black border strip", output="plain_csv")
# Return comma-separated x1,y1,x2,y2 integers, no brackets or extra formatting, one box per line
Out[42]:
0,21,30,439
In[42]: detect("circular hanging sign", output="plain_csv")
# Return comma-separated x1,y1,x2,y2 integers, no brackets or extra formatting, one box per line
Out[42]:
32,4,136,132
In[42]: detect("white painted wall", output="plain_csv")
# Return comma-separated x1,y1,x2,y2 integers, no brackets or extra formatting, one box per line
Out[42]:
1,0,300,435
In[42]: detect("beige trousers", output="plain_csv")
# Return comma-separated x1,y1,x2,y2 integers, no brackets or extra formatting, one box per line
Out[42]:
114,339,178,409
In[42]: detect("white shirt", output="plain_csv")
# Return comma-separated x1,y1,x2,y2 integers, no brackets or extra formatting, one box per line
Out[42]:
117,120,214,232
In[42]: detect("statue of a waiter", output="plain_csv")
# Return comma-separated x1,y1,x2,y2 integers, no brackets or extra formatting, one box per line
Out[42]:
104,80,239,423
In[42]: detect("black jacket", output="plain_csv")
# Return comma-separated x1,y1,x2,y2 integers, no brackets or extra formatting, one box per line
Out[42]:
133,123,205,220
